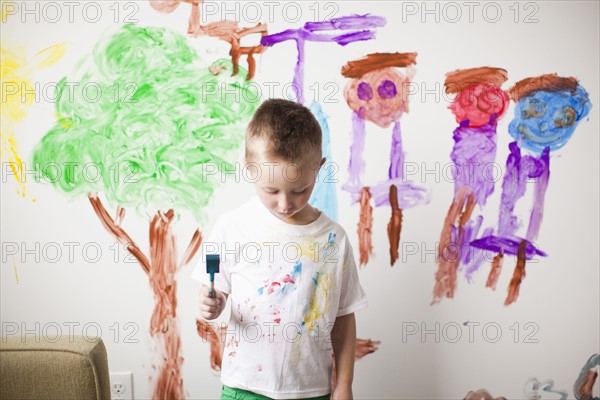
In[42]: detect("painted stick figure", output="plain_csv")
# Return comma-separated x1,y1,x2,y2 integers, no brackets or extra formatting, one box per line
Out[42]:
341,52,429,266
261,15,386,220
471,73,592,305
432,67,510,304
149,0,267,79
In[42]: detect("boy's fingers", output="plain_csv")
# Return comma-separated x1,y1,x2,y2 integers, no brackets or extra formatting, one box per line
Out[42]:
199,304,220,314
199,304,210,312
201,297,221,307
199,305,217,314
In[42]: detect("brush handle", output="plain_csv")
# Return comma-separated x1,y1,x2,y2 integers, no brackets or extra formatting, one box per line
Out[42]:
209,281,215,298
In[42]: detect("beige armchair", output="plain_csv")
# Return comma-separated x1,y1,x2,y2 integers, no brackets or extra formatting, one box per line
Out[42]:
0,335,111,400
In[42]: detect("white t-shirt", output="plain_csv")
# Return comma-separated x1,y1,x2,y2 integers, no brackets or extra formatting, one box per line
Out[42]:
191,196,368,399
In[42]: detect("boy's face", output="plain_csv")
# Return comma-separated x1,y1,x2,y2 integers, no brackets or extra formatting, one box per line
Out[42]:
245,151,325,224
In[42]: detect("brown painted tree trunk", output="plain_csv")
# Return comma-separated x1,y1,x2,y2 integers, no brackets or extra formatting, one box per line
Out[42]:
89,194,202,400
148,210,185,400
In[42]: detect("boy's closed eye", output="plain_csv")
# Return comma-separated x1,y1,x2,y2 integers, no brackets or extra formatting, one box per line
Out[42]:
263,188,307,195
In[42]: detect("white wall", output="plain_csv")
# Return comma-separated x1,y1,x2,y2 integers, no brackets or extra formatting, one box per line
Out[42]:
2,1,598,399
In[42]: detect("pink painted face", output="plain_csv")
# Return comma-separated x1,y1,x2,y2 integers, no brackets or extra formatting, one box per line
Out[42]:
344,67,413,128
246,153,325,224
449,83,509,127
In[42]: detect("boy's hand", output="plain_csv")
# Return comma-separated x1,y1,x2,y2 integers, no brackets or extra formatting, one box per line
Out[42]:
331,384,353,400
199,285,227,320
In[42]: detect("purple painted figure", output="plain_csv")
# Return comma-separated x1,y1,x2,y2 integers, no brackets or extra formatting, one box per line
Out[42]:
432,67,510,304
471,73,592,305
341,52,429,266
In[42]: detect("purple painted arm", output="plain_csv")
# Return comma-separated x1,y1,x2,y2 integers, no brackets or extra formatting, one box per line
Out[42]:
260,14,385,104
304,15,386,32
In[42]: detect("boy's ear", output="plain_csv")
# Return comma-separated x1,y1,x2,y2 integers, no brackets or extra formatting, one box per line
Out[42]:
320,157,326,168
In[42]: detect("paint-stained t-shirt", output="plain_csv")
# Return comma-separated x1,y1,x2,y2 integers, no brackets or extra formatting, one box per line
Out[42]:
191,196,368,399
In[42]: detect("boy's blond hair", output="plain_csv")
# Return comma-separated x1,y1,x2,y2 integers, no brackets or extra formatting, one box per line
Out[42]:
245,99,322,163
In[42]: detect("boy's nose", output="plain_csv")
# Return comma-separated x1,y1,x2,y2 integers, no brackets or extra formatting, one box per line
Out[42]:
278,195,292,212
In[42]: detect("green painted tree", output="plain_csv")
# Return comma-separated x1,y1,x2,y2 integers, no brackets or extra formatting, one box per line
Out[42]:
32,23,260,399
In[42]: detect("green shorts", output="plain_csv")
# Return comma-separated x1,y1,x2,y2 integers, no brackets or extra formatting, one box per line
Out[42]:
221,385,331,400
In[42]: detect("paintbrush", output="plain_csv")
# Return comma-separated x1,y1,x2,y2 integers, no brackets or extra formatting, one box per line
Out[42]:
206,254,220,298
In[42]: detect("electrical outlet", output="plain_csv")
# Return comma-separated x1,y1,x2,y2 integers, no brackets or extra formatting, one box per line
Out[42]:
109,372,134,400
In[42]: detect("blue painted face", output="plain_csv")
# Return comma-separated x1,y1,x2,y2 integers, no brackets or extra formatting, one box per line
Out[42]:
508,84,592,154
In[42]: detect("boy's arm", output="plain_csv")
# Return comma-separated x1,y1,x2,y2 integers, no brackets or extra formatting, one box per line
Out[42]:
331,312,356,400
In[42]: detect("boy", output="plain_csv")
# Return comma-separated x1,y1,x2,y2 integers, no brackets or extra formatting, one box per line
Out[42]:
192,99,368,400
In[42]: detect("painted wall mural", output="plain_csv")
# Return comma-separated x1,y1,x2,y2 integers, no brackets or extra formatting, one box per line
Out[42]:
3,2,598,399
